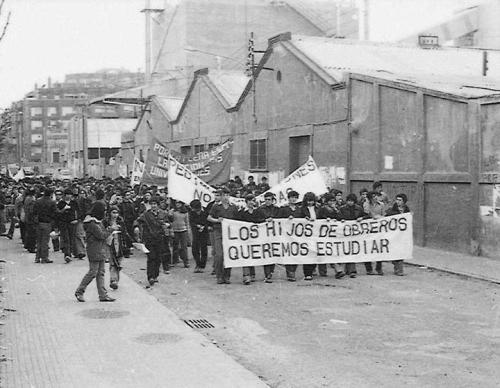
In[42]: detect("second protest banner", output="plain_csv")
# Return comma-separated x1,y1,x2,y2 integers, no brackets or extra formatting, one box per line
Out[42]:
222,214,413,268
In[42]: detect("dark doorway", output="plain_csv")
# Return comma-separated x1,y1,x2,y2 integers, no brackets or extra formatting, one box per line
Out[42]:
289,135,311,173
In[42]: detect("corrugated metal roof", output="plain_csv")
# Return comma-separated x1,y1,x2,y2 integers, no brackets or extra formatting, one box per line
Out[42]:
205,70,250,108
89,78,176,104
354,71,500,98
284,35,500,98
290,35,500,81
86,119,137,148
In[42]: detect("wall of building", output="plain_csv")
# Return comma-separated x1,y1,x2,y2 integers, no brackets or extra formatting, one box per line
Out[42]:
152,0,325,77
165,40,349,189
347,74,500,255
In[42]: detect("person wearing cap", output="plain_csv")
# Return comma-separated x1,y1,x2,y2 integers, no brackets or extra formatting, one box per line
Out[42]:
75,201,116,302
238,194,265,284
258,191,280,283
207,188,239,284
278,190,304,281
135,196,171,286
189,199,209,273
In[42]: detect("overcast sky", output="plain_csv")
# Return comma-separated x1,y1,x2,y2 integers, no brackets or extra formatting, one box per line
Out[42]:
0,0,482,109
0,0,145,108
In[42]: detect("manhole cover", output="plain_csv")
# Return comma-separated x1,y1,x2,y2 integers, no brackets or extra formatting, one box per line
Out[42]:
79,308,130,319
135,333,182,344
184,319,215,329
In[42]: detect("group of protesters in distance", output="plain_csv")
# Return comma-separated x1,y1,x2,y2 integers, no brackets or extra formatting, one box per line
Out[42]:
0,173,409,301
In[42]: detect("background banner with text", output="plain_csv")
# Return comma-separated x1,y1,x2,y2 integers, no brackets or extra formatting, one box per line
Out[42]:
141,137,169,186
168,156,217,207
257,156,328,205
222,214,413,268
170,139,233,185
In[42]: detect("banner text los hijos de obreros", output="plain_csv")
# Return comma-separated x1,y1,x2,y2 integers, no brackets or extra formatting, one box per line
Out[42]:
138,140,413,266
222,214,413,267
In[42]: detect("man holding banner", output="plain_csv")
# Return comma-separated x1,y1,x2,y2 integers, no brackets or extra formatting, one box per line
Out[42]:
207,188,239,284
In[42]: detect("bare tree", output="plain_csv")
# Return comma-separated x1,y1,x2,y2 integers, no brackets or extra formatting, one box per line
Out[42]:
0,0,11,43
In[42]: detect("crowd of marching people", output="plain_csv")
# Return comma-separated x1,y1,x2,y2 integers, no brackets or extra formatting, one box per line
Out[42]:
0,173,408,302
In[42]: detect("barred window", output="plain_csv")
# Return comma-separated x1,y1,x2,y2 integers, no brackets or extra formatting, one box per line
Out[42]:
250,139,267,171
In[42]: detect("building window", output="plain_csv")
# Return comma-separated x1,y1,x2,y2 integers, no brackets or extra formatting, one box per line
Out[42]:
180,146,192,155
31,134,43,143
52,151,60,163
47,107,57,116
31,120,43,130
250,139,267,170
30,107,42,116
194,144,206,154
62,106,75,116
139,149,144,162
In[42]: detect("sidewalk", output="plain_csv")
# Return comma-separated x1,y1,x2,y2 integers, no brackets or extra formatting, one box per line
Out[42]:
0,236,268,388
409,246,500,284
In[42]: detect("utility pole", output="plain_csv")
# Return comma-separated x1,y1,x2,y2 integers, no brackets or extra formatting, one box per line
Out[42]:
81,104,88,177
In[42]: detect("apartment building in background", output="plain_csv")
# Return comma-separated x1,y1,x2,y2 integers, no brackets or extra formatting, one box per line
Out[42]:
8,69,143,173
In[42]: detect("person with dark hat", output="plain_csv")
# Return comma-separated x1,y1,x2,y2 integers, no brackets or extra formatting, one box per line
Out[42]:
135,196,171,286
189,199,209,273
75,201,115,302
278,190,304,281
207,188,239,284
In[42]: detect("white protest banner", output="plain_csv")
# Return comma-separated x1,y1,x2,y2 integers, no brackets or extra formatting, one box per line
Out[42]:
222,213,413,268
131,158,145,187
168,156,216,207
258,156,328,205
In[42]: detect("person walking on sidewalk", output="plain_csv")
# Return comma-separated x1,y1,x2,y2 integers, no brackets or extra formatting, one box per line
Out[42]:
75,202,115,302
33,188,57,264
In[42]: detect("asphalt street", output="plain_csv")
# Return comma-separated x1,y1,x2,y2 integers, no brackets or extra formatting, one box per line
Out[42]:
124,252,500,388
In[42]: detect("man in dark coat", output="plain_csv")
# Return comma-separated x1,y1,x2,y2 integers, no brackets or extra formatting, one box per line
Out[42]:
135,196,170,286
189,199,209,273
33,188,57,263
338,193,368,278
